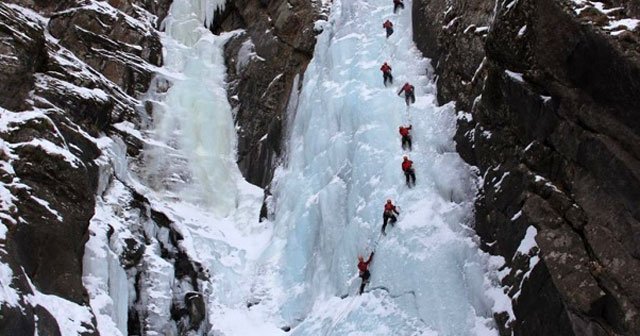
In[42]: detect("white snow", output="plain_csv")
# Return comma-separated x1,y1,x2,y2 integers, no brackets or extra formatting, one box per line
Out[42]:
5,3,49,26
475,26,489,34
493,172,510,192
516,226,538,255
510,226,540,300
457,111,473,122
511,210,522,221
511,228,540,301
444,16,460,29
0,263,20,307
29,195,64,221
27,288,95,335
571,0,639,35
485,255,514,322
464,25,477,34
524,141,535,152
605,18,640,31
237,37,266,73
505,0,519,11
504,70,524,83
11,138,82,168
36,75,110,103
517,25,527,37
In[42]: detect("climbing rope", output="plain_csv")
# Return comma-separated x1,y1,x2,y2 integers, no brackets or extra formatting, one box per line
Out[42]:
323,292,359,336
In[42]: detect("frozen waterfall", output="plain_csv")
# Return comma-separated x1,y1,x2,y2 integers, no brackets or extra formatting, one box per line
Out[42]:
144,0,239,215
249,0,509,334
84,0,510,334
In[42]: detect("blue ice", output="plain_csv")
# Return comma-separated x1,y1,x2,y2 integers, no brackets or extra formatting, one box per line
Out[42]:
254,0,504,334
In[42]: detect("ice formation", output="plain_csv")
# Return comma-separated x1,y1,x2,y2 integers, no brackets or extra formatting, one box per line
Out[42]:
84,0,270,334
79,0,510,334
246,0,508,334
144,0,240,214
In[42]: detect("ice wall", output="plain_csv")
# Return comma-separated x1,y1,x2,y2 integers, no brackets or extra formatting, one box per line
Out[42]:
144,0,237,216
83,0,276,334
252,0,509,334
131,0,278,333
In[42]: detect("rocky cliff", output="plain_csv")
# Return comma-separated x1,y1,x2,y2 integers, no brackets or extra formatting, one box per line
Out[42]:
215,0,324,188
413,0,640,335
0,0,167,334
0,0,321,334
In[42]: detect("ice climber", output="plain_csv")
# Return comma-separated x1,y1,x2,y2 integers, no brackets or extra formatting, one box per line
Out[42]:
380,62,393,86
358,252,375,294
399,124,412,150
393,0,405,13
382,199,400,235
397,82,416,106
402,156,416,187
383,20,394,38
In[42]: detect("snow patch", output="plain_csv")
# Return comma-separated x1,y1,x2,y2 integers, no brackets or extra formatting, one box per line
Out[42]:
457,111,473,122
0,263,20,307
12,138,82,168
517,25,527,37
516,226,538,255
505,70,524,83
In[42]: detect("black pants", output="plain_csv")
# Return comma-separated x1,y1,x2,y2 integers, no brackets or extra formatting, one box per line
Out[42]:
404,168,416,187
386,27,394,38
404,92,415,106
382,212,397,235
393,2,404,13
383,72,393,86
359,270,370,294
401,135,412,150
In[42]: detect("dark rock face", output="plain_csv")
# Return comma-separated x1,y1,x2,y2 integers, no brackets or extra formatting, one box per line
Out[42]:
0,4,100,328
47,4,163,96
412,0,493,112
0,0,173,334
0,5,46,111
215,0,324,187
127,189,211,334
413,0,640,334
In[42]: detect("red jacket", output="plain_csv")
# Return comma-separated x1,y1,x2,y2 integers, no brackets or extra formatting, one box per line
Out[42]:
380,63,392,73
393,0,403,4
398,83,414,95
383,21,393,29
402,159,413,171
384,202,396,212
399,125,412,137
358,253,373,272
